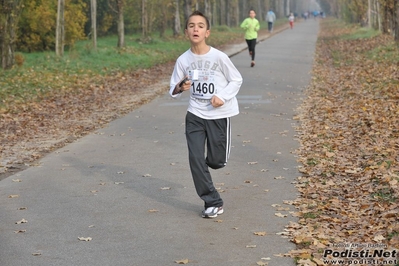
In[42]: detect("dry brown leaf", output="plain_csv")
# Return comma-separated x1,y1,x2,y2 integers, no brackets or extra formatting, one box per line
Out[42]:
254,231,267,236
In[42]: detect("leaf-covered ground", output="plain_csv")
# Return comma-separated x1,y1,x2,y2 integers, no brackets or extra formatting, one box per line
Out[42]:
0,62,174,179
284,20,399,265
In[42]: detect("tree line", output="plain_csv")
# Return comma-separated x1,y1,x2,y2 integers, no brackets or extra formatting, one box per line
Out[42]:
1,0,399,70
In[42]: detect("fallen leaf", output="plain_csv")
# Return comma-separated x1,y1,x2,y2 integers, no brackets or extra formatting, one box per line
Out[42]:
16,218,28,224
14,230,26,233
373,235,385,241
175,259,189,264
78,237,92,241
160,187,171,190
142,174,152,177
148,209,159,213
247,161,258,165
246,245,257,248
8,195,19,198
254,231,267,236
275,213,287,218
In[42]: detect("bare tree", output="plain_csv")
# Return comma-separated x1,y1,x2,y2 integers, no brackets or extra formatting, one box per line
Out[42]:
117,0,125,47
108,0,125,47
56,0,65,56
0,0,23,69
91,0,97,50
141,0,148,39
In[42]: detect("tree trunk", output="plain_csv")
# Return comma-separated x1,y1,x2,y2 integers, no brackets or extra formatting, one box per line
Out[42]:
220,0,226,25
278,0,284,18
91,0,97,50
257,0,263,21
242,0,247,22
117,0,124,47
173,0,181,36
396,0,399,42
141,0,147,40
159,0,167,37
56,0,65,57
204,0,212,26
183,0,192,22
376,0,381,31
0,0,23,69
212,0,218,26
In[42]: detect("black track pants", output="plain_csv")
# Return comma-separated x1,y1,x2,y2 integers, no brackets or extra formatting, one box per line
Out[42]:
185,112,231,208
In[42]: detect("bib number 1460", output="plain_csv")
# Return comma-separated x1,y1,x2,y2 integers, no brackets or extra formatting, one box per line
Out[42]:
192,82,215,94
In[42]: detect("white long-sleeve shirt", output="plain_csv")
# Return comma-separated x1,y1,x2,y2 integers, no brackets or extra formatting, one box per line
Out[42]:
169,47,243,120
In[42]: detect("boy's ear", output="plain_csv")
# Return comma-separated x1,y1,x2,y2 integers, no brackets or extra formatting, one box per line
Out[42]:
205,29,210,38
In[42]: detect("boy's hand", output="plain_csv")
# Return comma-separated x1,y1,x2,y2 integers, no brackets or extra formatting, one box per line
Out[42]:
174,77,191,95
179,77,190,90
211,95,224,107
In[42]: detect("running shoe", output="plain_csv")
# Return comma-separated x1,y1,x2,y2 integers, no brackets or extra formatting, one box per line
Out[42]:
202,206,224,218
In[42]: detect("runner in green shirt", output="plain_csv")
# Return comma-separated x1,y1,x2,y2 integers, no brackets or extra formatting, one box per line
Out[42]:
240,9,260,67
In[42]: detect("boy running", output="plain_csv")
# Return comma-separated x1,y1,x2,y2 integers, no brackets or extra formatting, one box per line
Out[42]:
169,10,243,218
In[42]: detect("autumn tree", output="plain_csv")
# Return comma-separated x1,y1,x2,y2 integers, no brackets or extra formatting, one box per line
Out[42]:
0,0,24,69
17,0,86,53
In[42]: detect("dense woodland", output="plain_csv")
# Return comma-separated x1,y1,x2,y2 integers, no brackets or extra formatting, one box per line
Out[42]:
1,0,399,69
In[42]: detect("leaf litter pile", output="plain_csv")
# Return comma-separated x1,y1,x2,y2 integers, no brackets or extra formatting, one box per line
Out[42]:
284,20,399,265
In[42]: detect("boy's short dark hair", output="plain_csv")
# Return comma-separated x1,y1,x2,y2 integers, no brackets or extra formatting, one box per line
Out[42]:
185,10,210,30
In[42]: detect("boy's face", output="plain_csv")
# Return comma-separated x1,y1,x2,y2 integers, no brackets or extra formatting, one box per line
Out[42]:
185,15,210,44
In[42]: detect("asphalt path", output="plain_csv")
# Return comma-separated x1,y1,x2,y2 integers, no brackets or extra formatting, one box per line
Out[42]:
0,19,319,266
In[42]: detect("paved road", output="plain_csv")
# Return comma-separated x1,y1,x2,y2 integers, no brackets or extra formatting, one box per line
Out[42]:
0,20,319,266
